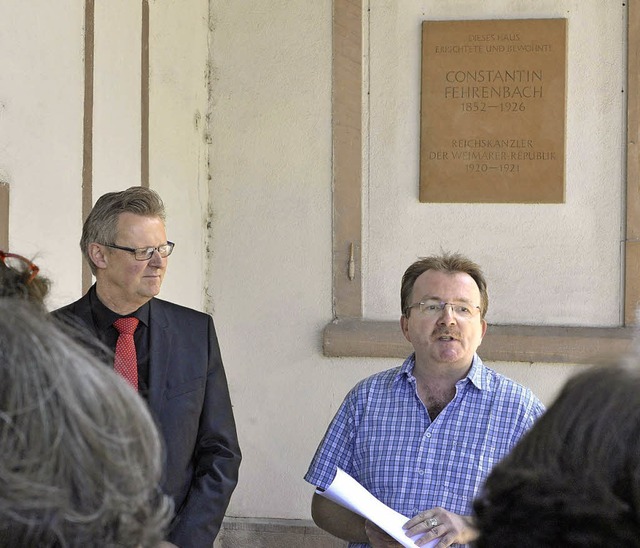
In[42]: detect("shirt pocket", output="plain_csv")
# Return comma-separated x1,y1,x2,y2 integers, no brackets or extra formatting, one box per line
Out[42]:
442,437,495,499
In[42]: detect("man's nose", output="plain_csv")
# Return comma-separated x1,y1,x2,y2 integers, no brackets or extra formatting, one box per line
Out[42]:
437,304,456,324
148,250,164,267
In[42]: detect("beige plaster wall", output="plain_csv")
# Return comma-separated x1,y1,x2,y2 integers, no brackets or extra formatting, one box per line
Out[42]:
208,0,335,519
0,0,622,525
0,0,209,311
210,0,615,522
148,0,211,312
0,0,85,308
364,0,625,327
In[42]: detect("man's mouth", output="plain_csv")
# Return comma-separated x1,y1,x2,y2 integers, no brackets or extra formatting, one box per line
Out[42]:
434,331,459,342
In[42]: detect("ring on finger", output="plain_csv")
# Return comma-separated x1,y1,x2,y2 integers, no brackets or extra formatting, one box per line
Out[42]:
426,517,438,528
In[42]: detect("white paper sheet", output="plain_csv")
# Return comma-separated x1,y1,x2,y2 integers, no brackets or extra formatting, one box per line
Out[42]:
316,468,440,548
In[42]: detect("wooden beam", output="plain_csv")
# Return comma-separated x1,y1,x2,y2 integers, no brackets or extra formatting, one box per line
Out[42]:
332,0,362,318
141,0,150,188
627,0,640,324
81,0,95,293
0,182,8,250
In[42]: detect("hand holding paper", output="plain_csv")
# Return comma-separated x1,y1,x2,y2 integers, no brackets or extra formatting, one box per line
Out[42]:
316,468,440,548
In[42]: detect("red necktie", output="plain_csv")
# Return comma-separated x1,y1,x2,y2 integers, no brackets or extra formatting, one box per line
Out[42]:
113,317,139,390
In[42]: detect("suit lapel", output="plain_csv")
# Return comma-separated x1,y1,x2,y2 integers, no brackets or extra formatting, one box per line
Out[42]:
147,299,173,415
72,290,100,336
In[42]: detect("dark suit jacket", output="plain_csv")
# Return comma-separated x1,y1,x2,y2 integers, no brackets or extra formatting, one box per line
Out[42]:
54,291,241,548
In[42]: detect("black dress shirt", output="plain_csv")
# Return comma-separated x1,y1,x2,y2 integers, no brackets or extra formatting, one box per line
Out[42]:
88,285,152,400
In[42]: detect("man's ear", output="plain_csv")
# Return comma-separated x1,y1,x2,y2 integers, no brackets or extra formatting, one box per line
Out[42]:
88,243,108,270
400,314,411,343
480,318,488,340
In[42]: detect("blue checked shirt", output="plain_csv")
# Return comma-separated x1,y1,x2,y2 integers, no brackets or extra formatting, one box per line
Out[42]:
305,354,545,548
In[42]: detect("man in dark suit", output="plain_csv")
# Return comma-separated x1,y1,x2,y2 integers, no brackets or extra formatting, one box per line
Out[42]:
54,186,241,548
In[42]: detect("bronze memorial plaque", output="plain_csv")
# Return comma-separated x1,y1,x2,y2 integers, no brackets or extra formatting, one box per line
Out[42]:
420,19,567,203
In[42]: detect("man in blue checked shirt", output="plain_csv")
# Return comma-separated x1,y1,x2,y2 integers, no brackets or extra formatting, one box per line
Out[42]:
305,252,544,548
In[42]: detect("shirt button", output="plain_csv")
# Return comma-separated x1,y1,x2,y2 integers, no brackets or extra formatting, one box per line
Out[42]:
426,432,432,438
418,470,425,475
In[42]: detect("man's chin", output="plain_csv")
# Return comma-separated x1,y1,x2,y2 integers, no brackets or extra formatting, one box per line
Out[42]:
433,342,466,363
140,282,162,298
437,352,463,363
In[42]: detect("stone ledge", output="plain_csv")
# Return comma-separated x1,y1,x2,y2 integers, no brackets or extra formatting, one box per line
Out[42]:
214,517,346,548
323,318,636,364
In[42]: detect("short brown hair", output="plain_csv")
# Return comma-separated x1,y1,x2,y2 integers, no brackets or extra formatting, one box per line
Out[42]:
401,252,488,318
80,187,166,274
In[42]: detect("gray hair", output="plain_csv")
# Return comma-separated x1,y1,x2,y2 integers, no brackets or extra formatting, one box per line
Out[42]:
80,187,166,274
0,300,173,546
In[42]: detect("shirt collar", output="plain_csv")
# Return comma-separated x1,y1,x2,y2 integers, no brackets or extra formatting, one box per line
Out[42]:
394,352,488,390
89,284,150,332
465,354,487,390
397,353,417,380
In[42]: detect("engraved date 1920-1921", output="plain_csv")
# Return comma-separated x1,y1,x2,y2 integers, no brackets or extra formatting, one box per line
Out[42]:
466,163,520,173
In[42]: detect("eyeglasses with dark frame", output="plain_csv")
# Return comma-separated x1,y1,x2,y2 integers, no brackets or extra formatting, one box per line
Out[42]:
405,299,481,320
102,241,175,261
0,251,40,284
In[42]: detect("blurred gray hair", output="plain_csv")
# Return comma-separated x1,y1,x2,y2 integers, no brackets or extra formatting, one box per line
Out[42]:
0,300,173,546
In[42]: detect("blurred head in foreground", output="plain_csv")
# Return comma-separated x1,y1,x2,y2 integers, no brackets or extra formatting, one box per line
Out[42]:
0,250,50,307
0,300,173,547
474,357,640,547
